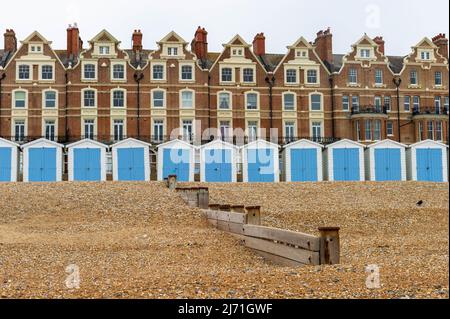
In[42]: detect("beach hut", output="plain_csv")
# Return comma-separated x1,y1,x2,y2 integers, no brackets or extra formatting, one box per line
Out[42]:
111,138,151,181
242,139,280,183
324,139,365,182
21,138,63,182
283,139,324,182
67,139,108,182
157,139,196,182
406,140,448,182
0,138,19,182
365,139,407,181
199,139,239,182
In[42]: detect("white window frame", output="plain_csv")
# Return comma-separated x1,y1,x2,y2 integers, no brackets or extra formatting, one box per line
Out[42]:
180,89,195,109
404,96,411,112
12,89,28,109
82,118,97,139
42,118,58,141
81,88,98,108
16,63,32,82
373,120,381,141
282,92,297,111
181,118,195,142
410,70,418,85
359,48,373,59
246,120,260,141
151,88,167,108
217,91,232,110
82,61,98,82
12,118,27,142
285,67,299,85
342,95,350,111
241,66,256,84
309,92,323,112
42,89,58,109
387,121,394,136
111,118,126,141
305,67,320,85
220,66,235,84
111,61,127,82
152,119,166,143
179,63,195,82
384,96,391,112
435,71,442,86
39,64,55,81
111,88,127,108
375,69,383,85
310,120,323,141
231,46,244,57
151,62,166,81
245,91,260,110
283,120,296,142
436,121,443,141
29,43,43,54
348,68,358,84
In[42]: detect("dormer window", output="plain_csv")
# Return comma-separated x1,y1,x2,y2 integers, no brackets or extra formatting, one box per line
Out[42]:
360,49,371,58
420,51,430,60
168,47,178,56
295,49,308,58
99,46,110,55
231,47,244,57
29,44,43,54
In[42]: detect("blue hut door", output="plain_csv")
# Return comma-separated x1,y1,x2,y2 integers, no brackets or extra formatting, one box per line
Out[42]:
163,148,190,182
416,148,443,182
74,148,101,181
0,147,12,182
205,149,232,182
118,148,145,181
375,149,401,181
291,148,318,182
333,148,360,181
247,149,275,182
29,148,57,182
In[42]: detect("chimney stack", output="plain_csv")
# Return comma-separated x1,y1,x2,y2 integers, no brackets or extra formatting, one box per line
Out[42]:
253,33,266,56
67,23,81,59
4,29,17,52
432,33,448,60
373,36,385,55
314,27,333,65
132,29,143,52
192,26,208,60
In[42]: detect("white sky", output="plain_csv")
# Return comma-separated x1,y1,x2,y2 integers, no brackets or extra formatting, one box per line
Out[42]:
1,0,449,56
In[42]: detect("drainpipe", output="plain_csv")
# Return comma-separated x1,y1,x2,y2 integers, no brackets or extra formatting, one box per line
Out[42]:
134,72,144,140
65,72,69,143
0,73,5,136
329,75,335,140
265,74,275,132
207,74,211,139
393,77,402,143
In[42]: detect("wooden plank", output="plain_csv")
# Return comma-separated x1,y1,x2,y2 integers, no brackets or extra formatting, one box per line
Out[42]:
252,250,305,267
206,210,218,220
217,220,229,232
215,211,246,224
243,225,320,252
244,236,320,265
228,222,244,235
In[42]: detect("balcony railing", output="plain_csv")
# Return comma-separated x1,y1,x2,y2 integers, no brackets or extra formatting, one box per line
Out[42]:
351,105,388,115
3,135,340,147
413,107,449,116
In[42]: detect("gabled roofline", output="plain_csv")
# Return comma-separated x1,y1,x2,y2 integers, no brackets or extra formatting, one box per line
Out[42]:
240,138,281,150
89,29,121,44
3,31,67,71
157,31,188,45
66,138,109,149
0,137,20,147
111,137,152,148
367,139,407,149
326,138,366,149
199,139,240,150
156,138,196,149
20,138,64,149
283,138,324,149
208,34,269,76
409,139,449,148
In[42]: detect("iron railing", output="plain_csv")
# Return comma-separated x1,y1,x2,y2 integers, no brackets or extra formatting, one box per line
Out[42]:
351,105,388,115
413,107,449,116
2,135,340,147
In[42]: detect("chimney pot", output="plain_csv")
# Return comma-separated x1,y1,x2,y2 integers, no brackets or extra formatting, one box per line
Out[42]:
4,29,17,52
253,32,266,56
314,28,333,64
192,26,208,60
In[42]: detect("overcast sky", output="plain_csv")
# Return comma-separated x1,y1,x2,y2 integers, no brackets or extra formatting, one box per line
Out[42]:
1,0,448,56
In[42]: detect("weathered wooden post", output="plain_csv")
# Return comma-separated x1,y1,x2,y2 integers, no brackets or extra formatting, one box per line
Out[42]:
186,187,199,207
198,187,209,209
168,175,177,190
318,227,340,265
246,206,261,225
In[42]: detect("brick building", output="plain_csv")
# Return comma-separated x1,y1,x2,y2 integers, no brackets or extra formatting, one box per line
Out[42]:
0,26,448,146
